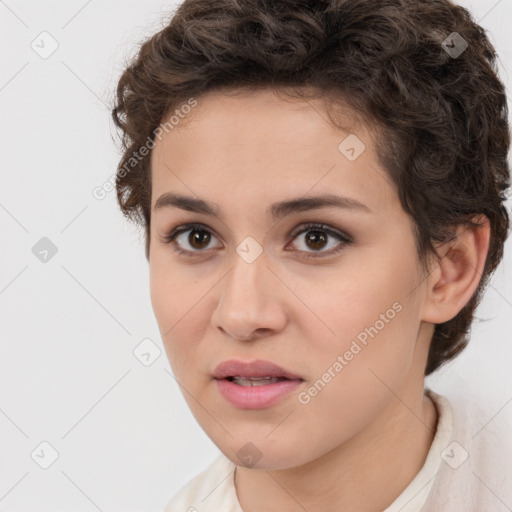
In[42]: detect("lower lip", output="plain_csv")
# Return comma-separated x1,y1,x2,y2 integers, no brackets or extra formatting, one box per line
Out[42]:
215,378,303,409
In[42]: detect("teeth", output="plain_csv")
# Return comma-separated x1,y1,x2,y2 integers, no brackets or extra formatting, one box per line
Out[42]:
231,376,283,386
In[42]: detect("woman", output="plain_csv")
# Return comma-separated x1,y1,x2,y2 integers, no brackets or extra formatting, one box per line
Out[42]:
111,0,511,510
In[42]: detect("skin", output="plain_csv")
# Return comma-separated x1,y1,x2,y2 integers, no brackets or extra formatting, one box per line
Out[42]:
148,88,490,512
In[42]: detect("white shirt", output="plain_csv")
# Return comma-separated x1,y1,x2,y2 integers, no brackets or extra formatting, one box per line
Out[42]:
163,388,512,511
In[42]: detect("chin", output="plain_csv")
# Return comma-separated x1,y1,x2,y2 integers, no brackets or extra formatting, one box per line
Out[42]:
218,437,314,471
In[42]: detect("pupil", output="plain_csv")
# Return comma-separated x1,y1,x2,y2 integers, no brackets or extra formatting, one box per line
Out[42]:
306,231,327,250
190,229,210,249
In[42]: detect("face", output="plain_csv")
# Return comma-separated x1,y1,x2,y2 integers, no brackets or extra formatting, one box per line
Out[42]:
149,88,433,470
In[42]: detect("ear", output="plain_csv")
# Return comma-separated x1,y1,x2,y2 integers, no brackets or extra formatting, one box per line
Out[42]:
421,215,491,324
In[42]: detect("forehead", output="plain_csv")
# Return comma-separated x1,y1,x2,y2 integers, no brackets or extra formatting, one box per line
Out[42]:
150,89,397,216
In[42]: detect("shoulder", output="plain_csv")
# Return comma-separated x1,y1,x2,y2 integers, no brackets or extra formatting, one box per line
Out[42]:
163,452,241,512
423,389,512,511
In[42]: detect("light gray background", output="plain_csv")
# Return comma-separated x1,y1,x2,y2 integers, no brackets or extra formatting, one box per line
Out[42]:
0,0,511,510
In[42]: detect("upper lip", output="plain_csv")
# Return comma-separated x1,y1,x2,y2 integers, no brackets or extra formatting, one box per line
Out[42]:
213,359,303,380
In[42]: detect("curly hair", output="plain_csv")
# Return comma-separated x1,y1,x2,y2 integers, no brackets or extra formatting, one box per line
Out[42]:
111,0,510,376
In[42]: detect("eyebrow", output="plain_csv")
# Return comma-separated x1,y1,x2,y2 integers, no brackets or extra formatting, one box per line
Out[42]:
154,192,372,221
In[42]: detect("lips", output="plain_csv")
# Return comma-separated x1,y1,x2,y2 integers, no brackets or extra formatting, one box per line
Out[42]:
212,359,303,381
213,359,304,409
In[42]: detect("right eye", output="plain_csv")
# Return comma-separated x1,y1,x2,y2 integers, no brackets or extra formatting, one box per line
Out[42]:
161,223,222,257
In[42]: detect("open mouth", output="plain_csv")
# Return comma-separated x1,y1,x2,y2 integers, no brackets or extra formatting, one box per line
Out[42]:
225,376,290,386
213,359,304,408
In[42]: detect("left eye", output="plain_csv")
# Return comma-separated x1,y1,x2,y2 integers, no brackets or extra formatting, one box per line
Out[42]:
286,223,352,258
161,222,352,258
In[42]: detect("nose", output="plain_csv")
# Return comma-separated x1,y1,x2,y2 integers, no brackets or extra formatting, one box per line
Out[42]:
211,250,288,342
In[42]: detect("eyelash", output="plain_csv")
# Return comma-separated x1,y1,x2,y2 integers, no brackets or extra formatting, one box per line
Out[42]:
161,222,353,259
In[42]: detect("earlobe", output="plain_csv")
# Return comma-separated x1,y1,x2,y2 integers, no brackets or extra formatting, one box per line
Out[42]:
421,215,491,324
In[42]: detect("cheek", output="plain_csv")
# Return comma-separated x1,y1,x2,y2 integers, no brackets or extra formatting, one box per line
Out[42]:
149,258,213,379
292,293,419,452
294,246,422,377
149,259,188,360
149,260,175,329
149,245,196,325
293,262,413,343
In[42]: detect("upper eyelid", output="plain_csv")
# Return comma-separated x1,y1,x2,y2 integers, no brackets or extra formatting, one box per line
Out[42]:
170,223,221,242
289,223,350,240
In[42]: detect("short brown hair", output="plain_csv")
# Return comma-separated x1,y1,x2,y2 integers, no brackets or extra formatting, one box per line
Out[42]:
111,0,510,375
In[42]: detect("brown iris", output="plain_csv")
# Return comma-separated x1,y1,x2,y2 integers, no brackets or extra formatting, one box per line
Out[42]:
189,229,211,249
305,230,328,251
